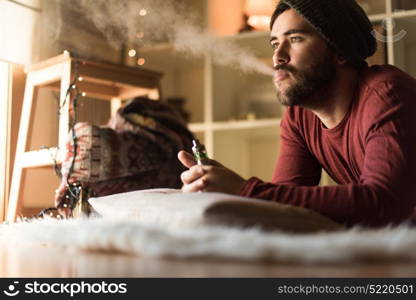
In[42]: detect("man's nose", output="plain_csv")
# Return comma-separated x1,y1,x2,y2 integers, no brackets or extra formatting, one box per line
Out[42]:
273,43,289,66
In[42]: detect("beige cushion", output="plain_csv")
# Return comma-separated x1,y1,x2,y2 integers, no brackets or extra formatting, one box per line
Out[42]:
88,189,343,233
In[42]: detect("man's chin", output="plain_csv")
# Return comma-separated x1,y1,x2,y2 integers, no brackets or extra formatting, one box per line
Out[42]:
278,97,295,107
275,86,293,106
276,92,294,106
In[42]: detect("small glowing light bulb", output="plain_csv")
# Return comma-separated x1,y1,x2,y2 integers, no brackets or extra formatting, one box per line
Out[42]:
128,49,137,57
137,58,146,65
81,92,87,97
78,77,83,81
136,31,145,39
139,9,147,16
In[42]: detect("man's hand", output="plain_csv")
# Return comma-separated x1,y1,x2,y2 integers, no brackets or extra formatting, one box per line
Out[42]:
178,150,246,194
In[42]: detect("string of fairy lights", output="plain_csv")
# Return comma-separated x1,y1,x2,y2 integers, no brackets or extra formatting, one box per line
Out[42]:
58,58,84,210
29,54,86,220
128,8,147,66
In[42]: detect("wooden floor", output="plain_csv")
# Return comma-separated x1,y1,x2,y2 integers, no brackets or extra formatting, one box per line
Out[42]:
1,243,416,277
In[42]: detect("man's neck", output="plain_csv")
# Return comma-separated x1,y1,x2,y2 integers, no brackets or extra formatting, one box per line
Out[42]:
309,67,359,129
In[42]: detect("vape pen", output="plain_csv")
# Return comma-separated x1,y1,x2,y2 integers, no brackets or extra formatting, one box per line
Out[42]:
192,139,209,165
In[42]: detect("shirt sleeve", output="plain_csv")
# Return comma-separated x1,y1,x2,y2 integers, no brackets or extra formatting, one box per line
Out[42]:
239,81,416,227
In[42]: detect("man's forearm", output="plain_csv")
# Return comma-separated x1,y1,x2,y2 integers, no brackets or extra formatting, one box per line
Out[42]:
239,177,415,227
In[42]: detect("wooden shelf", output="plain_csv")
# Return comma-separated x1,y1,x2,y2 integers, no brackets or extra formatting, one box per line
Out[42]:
211,118,280,131
19,148,60,168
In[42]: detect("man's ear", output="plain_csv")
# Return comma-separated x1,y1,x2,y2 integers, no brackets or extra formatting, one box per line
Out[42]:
334,53,347,65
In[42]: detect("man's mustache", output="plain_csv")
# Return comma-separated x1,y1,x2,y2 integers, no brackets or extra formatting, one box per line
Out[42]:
273,64,297,74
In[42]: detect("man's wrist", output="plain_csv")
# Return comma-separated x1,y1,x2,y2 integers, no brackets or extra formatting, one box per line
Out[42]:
237,177,261,196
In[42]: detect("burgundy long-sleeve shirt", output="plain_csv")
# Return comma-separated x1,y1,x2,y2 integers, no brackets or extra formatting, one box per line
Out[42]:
239,65,416,227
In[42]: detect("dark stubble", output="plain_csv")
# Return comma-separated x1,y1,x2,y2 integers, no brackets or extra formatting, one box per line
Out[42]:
274,54,336,109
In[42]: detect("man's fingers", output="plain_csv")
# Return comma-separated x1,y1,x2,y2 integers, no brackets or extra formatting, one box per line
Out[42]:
182,178,206,193
178,150,196,168
181,165,205,184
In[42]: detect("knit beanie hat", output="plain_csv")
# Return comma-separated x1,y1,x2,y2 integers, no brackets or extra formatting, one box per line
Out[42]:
271,0,377,68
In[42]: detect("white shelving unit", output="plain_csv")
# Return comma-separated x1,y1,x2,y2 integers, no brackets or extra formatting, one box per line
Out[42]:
129,0,416,183
134,30,278,181
361,0,416,72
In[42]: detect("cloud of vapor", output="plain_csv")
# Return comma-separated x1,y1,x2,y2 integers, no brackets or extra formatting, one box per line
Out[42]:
173,25,274,75
57,0,274,76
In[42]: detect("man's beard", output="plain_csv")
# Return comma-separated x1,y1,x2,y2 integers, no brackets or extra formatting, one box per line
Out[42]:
274,56,336,109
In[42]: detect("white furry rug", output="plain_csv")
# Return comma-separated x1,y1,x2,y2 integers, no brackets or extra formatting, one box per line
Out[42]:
1,217,416,264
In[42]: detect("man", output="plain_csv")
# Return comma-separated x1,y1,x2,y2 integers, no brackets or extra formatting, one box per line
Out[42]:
178,0,416,227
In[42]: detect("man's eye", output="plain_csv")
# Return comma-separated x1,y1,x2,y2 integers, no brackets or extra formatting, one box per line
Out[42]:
271,43,279,50
290,36,303,42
